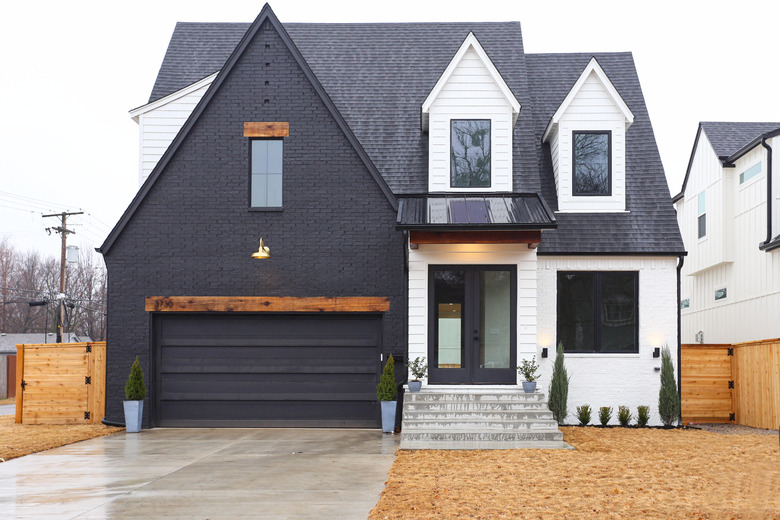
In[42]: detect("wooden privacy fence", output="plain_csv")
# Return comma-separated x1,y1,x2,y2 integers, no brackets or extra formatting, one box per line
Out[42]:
15,342,106,425
682,339,780,430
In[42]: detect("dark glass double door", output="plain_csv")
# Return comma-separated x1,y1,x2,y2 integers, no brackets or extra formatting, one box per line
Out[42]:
429,266,516,384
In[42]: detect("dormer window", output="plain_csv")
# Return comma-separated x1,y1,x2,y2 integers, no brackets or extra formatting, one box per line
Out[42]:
573,131,611,196
451,120,491,188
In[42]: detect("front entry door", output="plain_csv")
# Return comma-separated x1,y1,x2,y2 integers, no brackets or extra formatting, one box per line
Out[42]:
428,265,517,384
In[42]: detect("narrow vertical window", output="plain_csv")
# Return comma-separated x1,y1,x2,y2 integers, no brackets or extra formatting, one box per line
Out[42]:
251,139,283,208
450,120,491,188
573,131,611,195
697,191,706,239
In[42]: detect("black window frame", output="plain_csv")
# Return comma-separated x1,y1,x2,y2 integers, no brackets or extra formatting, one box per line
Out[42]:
450,119,492,188
249,137,284,210
556,271,639,354
572,130,612,196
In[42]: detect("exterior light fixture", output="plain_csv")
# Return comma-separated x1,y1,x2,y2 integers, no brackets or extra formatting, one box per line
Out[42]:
251,238,270,259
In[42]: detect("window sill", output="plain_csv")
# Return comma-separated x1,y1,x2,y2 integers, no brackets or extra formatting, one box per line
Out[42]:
248,207,283,212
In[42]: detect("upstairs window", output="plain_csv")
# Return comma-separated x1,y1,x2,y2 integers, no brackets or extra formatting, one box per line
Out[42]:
573,131,611,196
251,139,283,208
450,119,491,187
557,271,638,353
697,191,706,239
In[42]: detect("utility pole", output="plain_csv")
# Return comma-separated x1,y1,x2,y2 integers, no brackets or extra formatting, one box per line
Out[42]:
43,211,83,342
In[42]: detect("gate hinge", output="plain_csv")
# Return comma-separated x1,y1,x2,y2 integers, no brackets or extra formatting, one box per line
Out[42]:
20,380,26,390
727,348,734,356
85,376,91,385
84,411,91,420
728,380,734,389
86,344,92,353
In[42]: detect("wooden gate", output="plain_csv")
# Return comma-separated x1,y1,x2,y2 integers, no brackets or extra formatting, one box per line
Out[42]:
681,344,734,424
15,342,106,425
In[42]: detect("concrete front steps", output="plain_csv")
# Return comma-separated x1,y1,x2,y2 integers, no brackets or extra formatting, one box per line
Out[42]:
400,386,572,450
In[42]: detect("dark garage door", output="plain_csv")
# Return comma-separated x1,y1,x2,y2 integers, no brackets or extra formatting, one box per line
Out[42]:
153,313,382,427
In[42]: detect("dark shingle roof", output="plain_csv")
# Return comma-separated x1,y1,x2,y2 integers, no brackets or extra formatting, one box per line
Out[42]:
142,21,684,255
700,121,780,160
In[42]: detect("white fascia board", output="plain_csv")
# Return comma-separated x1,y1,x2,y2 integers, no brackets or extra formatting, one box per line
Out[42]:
542,57,635,142
128,72,218,123
421,32,521,131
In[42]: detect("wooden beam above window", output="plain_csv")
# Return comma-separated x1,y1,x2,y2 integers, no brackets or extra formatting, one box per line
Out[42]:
243,122,289,137
145,296,389,313
409,230,542,245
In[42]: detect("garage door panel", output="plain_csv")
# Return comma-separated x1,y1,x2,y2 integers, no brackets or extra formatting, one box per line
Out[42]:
154,314,383,427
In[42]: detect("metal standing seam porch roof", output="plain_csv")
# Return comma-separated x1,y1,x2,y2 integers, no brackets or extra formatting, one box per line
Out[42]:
396,194,556,230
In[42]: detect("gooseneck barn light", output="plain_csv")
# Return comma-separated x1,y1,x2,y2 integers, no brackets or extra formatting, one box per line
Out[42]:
251,238,271,259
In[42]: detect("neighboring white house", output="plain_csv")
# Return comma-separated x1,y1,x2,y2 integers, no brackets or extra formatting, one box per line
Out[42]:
674,122,780,344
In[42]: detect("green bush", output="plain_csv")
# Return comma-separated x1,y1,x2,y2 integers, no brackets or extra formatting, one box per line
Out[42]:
598,406,612,426
547,343,570,424
377,354,397,401
658,345,680,426
125,356,146,401
637,405,650,427
576,404,592,426
617,405,632,426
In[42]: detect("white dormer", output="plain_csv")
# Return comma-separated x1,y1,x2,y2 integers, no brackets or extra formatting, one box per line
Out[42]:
422,33,520,193
543,58,634,212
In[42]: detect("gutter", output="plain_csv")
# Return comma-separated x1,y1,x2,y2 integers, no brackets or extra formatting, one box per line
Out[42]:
759,136,775,250
676,254,685,426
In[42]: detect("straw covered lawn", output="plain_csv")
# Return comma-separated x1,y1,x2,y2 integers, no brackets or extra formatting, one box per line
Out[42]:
370,427,780,520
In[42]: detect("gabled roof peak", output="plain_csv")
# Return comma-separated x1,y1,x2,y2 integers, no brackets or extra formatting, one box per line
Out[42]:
542,57,634,142
421,32,520,131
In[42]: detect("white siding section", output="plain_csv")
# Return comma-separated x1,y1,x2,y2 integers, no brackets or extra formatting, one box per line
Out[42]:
552,72,627,212
133,80,212,186
427,47,514,193
537,256,679,426
679,134,780,344
407,243,538,383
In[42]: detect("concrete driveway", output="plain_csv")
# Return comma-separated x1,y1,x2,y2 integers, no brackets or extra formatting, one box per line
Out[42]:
0,428,398,519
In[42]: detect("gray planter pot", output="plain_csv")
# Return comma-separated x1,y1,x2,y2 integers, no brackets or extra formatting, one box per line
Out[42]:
380,400,396,433
408,381,422,393
522,381,537,393
123,400,143,433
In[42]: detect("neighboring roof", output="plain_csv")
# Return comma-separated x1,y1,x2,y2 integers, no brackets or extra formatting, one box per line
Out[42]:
0,333,92,353
673,122,780,203
396,194,556,230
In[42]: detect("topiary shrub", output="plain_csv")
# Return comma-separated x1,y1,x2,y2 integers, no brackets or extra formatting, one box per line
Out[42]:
618,405,632,426
548,343,570,425
637,405,650,427
125,356,146,401
377,354,397,401
598,406,612,426
658,345,681,426
576,404,592,426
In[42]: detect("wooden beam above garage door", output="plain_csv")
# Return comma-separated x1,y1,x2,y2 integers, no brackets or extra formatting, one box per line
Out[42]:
145,296,390,313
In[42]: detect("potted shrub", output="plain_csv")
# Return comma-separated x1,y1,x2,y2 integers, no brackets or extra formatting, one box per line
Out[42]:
124,356,146,433
517,356,540,393
377,354,397,433
405,356,427,393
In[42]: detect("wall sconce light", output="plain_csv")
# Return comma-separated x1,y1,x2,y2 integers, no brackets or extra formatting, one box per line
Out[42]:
251,238,270,259
653,347,660,358
541,347,548,358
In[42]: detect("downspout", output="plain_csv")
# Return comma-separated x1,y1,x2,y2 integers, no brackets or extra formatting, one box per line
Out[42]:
761,137,773,246
676,254,685,426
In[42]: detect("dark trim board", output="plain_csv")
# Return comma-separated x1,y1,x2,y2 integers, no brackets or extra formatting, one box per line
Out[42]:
152,313,384,428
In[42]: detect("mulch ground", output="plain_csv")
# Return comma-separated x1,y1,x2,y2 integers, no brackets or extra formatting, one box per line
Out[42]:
370,426,780,520
0,413,123,462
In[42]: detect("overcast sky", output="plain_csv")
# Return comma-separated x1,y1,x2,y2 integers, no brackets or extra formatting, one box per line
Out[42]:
1,0,778,260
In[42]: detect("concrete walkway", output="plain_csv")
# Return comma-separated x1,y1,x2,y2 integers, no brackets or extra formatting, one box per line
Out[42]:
0,428,398,519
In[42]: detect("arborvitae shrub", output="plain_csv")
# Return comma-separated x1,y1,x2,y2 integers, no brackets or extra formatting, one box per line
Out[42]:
548,343,570,425
125,356,147,401
658,345,681,426
576,404,592,426
598,406,612,426
618,405,632,426
637,405,650,427
376,354,397,401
